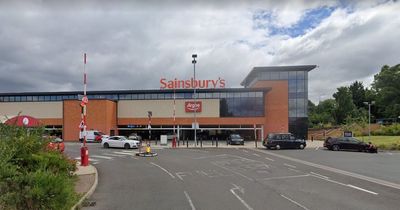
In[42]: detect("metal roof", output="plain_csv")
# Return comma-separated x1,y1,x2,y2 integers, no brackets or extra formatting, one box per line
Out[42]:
0,87,271,96
240,65,317,86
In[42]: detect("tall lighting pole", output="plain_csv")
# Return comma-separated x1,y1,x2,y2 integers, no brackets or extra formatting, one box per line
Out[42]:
363,101,375,142
192,54,197,147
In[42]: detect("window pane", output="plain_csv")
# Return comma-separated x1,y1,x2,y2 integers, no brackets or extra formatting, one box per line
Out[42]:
279,71,288,80
212,92,219,98
297,71,305,80
289,71,297,80
270,72,280,80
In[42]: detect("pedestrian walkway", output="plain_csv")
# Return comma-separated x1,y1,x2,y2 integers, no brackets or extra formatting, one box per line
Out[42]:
142,139,324,149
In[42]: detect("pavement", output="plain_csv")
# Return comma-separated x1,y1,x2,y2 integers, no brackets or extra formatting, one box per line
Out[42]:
63,142,400,210
132,139,324,149
71,164,98,210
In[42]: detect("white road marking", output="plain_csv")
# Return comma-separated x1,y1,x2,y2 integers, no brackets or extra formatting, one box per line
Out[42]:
387,152,393,155
150,162,175,179
184,191,196,210
253,148,400,190
212,163,254,181
284,163,297,168
310,172,329,179
259,174,310,181
88,158,99,162
176,172,192,181
253,153,260,157
281,194,310,210
230,184,253,210
310,174,378,195
90,155,113,160
265,157,275,161
315,147,319,150
105,153,126,157
92,162,98,165
347,184,378,195
288,168,301,173
242,150,249,153
114,151,136,155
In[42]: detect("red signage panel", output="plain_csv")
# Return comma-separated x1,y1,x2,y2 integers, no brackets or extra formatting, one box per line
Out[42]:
185,101,202,113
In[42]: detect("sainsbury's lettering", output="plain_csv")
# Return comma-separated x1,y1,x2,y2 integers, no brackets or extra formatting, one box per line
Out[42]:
160,78,226,89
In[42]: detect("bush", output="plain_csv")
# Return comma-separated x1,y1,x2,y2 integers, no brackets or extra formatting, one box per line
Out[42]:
371,124,400,136
0,124,78,210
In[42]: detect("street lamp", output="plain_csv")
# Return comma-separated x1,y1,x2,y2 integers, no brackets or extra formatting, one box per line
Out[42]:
192,54,197,147
363,101,375,142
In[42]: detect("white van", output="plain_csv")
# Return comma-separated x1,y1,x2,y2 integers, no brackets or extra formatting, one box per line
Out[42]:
79,130,107,143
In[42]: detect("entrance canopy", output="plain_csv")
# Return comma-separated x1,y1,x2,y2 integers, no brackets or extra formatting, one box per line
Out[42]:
4,115,42,127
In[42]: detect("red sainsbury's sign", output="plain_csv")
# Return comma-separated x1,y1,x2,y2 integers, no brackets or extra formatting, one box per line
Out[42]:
160,77,225,89
185,101,202,112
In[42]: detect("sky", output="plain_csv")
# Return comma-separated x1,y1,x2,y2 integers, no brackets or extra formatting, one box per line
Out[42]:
0,0,399,103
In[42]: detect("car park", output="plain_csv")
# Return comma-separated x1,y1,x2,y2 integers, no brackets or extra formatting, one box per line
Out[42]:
102,136,140,149
227,134,244,145
263,133,306,150
324,137,378,153
80,130,107,143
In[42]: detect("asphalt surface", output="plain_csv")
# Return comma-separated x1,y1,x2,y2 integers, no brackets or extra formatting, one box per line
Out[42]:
65,143,400,210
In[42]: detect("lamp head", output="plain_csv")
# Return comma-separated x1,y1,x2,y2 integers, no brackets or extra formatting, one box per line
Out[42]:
192,54,197,59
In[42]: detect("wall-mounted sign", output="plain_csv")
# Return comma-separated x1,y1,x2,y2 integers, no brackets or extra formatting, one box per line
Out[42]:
185,101,202,112
160,77,225,89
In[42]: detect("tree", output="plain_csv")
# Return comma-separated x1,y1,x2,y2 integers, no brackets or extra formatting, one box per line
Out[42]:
308,99,336,127
372,64,400,118
333,87,357,124
349,81,366,109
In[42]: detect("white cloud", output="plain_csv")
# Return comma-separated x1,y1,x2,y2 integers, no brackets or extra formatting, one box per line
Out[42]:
0,0,399,107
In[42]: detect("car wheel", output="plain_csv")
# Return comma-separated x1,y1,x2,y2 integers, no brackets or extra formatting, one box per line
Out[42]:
299,144,305,150
103,143,109,148
275,145,281,150
124,143,130,149
332,145,340,151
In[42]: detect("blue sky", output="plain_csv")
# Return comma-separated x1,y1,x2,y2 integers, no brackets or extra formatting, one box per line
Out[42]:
253,6,337,38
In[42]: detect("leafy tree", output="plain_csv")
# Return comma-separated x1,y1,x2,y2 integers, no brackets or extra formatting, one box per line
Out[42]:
349,81,366,109
372,64,400,118
333,86,357,124
308,99,336,127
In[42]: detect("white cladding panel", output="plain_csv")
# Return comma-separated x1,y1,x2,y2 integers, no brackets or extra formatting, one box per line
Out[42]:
0,102,63,120
118,99,220,118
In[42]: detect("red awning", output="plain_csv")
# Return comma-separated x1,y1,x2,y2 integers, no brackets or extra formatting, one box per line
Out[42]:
4,115,42,127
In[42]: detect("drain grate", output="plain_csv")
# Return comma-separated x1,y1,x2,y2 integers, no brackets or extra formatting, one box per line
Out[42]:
82,200,96,207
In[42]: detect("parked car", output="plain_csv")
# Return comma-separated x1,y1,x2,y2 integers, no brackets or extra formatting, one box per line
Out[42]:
128,133,142,141
324,137,378,153
47,137,65,152
227,134,244,145
263,133,306,150
102,136,140,149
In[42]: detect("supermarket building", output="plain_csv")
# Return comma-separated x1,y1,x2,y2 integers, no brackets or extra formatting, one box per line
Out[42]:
0,65,316,141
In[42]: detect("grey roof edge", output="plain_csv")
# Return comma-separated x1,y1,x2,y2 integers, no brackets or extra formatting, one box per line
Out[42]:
240,65,317,86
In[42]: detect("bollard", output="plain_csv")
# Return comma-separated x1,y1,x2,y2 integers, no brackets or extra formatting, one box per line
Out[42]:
80,146,89,166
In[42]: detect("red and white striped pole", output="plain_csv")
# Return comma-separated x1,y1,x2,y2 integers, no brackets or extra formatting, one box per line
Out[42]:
81,53,89,166
172,88,177,148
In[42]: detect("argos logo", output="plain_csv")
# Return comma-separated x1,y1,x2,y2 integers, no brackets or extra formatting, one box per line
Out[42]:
185,101,202,112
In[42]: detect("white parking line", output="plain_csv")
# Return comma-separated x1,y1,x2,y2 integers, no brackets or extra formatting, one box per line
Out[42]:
265,157,275,161
91,155,113,160
310,172,329,179
242,150,249,153
230,184,254,210
253,153,260,157
184,191,196,210
315,147,319,150
150,162,175,179
105,153,126,157
253,148,400,190
284,163,297,168
347,184,378,195
259,174,310,181
288,168,301,173
212,162,254,181
281,194,310,210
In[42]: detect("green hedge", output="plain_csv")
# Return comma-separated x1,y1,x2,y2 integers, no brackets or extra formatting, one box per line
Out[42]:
0,124,78,210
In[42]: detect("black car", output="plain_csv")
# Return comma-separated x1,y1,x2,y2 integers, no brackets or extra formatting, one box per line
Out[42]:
324,137,378,153
227,134,244,145
263,133,306,150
